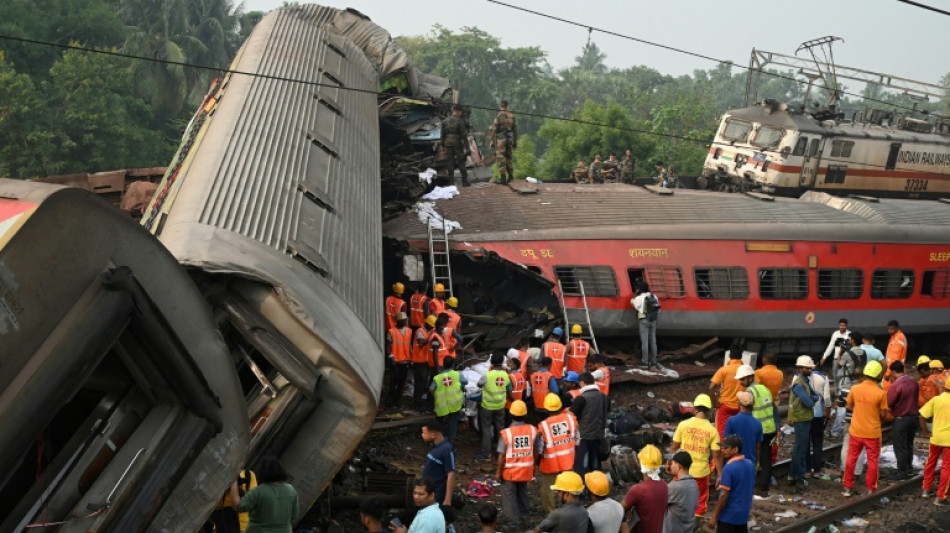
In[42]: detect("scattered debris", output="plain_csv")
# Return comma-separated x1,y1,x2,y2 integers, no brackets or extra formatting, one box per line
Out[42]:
774,510,799,520
421,185,460,200
413,201,462,233
841,517,869,527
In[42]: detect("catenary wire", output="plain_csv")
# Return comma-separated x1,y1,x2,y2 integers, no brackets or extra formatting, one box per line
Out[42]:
0,33,930,172
897,0,950,17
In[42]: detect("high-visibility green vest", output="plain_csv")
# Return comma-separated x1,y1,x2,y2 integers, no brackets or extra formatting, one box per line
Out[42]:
788,375,815,424
748,383,777,434
481,369,510,410
433,370,463,417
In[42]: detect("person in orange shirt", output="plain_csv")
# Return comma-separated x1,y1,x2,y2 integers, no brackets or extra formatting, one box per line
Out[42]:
843,360,890,497
711,346,746,440
754,352,784,404
566,324,592,375
384,282,407,331
917,356,939,408
930,359,948,391
542,328,568,380
883,320,908,392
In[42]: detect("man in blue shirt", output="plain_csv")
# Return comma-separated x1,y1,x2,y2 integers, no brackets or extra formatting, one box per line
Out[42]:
708,435,755,533
724,390,763,464
861,333,884,363
393,478,446,533
421,421,456,507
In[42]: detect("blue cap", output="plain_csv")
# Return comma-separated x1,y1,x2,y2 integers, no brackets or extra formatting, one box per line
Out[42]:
564,371,579,383
552,327,564,337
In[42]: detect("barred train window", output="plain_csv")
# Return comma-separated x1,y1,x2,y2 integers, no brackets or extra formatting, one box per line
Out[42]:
830,140,855,158
922,269,950,299
870,269,915,299
694,267,749,300
554,266,619,297
759,268,808,299
645,265,686,298
818,269,864,299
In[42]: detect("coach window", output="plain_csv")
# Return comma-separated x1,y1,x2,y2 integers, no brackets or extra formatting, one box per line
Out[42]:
644,265,686,299
922,269,950,299
808,138,821,157
554,265,619,297
792,137,808,156
817,269,863,299
694,267,749,300
830,140,854,158
870,269,915,299
825,165,848,184
759,268,808,299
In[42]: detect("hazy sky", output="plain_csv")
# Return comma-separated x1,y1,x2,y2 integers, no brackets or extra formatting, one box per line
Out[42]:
241,0,947,87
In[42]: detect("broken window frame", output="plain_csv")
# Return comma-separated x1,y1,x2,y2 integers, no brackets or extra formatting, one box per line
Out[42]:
921,269,950,299
694,267,749,300
870,268,915,299
644,265,686,299
554,265,619,297
817,268,864,299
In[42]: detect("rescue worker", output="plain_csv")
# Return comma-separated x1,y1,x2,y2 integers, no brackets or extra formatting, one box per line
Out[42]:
746,367,779,496
385,282,408,331
919,376,950,506
431,356,466,444
570,372,609,476
754,352,783,464
489,100,517,184
724,377,763,465
427,283,447,318
561,371,581,403
411,315,437,409
440,104,470,187
588,155,603,184
918,355,938,408
571,160,588,183
496,400,538,529
670,393,722,528
543,327,568,380
506,357,528,411
883,319,908,391
788,355,819,491
710,346,745,440
445,297,462,332
620,149,636,184
842,360,890,497
566,325,591,376
534,471,592,532
620,444,668,533
387,311,413,408
600,155,619,183
585,470,627,533
929,359,947,391
438,312,463,364
475,354,513,461
409,284,429,331
530,357,559,421
590,357,611,396
428,315,450,370
536,393,578,513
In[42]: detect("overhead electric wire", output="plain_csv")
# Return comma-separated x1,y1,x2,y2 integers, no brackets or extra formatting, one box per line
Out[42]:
485,0,944,115
897,0,950,17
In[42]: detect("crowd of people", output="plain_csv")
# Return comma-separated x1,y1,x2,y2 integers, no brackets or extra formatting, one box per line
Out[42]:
380,282,950,533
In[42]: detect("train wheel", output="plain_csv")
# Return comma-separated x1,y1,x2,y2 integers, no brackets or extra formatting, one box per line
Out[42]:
697,176,708,190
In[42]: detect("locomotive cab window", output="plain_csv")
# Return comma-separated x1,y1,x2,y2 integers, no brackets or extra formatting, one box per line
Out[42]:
722,119,752,142
752,126,784,149
818,269,863,299
758,268,808,299
870,269,915,299
694,267,749,300
808,138,821,157
554,265,619,297
792,137,808,156
922,269,950,299
644,265,686,298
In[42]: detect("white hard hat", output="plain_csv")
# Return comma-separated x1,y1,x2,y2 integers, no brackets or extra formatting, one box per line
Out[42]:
507,348,519,359
735,364,755,380
795,355,816,368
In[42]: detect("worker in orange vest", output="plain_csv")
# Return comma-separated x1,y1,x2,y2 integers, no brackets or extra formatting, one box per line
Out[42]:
387,312,413,408
530,356,559,422
495,400,538,528
436,313,463,367
411,315,437,410
537,393,578,513
566,324,592,375
562,371,582,404
506,357,528,410
409,284,429,331
883,319,908,392
428,315,452,370
543,327,568,380
384,282,407,331
590,357,611,396
426,283,447,317
445,297,462,331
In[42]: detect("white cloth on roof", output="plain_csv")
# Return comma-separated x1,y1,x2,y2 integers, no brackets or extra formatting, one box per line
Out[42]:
418,168,437,184
421,186,460,200
414,202,461,234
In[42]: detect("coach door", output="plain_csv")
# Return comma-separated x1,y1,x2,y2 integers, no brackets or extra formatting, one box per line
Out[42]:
799,137,823,188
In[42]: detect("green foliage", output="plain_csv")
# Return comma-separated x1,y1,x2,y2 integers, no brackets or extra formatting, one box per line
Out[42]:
511,136,539,180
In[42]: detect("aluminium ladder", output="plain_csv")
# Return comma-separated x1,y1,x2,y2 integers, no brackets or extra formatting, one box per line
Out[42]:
427,218,453,297
557,279,599,354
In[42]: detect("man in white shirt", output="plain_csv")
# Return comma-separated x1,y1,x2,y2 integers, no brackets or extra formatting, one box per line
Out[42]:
820,318,850,381
632,280,659,370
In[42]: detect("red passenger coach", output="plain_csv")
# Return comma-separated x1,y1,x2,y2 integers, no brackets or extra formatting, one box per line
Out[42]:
383,183,950,344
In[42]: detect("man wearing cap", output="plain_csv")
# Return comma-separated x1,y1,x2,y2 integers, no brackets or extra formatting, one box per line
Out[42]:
543,328,568,380
724,387,763,465
387,311,414,408
621,444,668,533
929,359,947,392
787,355,820,490
590,357,612,396
806,364,833,480
708,435,755,533
561,371,581,406
887,360,919,480
842,360,890,497
918,356,938,408
445,297,462,332
385,282,408,331
534,471,592,532
919,375,950,506
430,356,467,444
426,284,447,318
670,393,721,525
586,470,628,533
496,400,537,529
710,346,746,441
665,451,700,533
537,393,578,513
530,357,559,422
411,315,437,410
476,354,513,461
441,104,470,187
745,368,779,495
566,324,592,375
489,100,517,184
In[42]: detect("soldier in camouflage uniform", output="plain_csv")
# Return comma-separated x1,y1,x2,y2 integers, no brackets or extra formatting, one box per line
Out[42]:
654,161,669,187
441,104,470,187
621,149,636,184
571,160,588,183
489,100,517,184
588,155,603,184
601,154,620,183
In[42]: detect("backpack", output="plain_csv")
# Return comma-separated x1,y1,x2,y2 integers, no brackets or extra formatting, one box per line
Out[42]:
644,293,660,322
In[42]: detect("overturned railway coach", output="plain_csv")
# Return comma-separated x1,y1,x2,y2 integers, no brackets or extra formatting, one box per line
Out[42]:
384,184,950,349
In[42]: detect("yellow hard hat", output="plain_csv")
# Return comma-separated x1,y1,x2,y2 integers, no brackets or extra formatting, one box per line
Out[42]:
584,471,610,497
693,393,713,409
425,315,437,327
509,400,528,417
434,283,445,293
571,324,582,335
917,355,932,367
550,471,584,494
543,393,562,412
393,282,405,294
638,444,663,470
447,296,458,308
930,359,945,370
864,360,884,378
